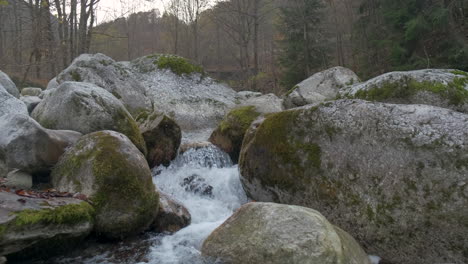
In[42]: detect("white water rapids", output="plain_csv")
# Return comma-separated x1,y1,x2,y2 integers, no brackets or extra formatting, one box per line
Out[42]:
144,144,248,264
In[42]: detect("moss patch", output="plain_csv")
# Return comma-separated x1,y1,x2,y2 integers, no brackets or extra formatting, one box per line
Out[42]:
351,75,468,106
71,71,82,82
153,55,204,76
13,202,94,227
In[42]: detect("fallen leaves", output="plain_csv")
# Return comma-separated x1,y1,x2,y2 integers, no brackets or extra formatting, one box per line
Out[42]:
0,185,88,201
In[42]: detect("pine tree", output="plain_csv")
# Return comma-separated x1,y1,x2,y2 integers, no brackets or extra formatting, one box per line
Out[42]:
277,0,329,90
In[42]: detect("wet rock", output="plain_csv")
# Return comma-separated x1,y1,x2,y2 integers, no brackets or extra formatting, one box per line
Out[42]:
0,114,82,178
173,143,233,169
209,106,261,163
51,131,159,240
137,111,181,167
202,202,370,264
0,70,20,98
56,53,152,116
340,69,468,113
31,81,147,155
181,174,213,197
20,87,43,97
20,96,42,113
239,99,468,264
0,191,94,258
151,192,191,233
284,66,359,108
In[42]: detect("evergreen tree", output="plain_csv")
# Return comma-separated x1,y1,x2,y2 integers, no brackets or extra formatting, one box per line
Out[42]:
277,0,329,90
356,0,468,78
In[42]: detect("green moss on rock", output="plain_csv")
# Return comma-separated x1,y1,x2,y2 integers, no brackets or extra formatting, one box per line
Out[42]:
51,131,159,239
351,75,468,106
153,55,204,76
210,106,261,163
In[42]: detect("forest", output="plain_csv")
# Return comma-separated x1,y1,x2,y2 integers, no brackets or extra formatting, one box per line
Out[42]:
0,0,467,93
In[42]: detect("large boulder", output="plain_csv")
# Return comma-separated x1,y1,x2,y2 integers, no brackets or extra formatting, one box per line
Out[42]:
340,69,468,113
129,55,238,133
237,92,284,113
46,77,59,90
150,192,191,233
0,191,94,258
0,88,28,117
31,82,147,154
239,100,468,264
51,131,159,239
136,111,181,167
0,114,82,178
56,53,152,116
0,71,20,98
209,106,261,163
202,202,370,264
284,67,359,109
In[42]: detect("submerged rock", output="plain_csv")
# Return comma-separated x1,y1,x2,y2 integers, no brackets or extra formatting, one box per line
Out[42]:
202,202,370,264
239,100,468,264
51,131,159,240
181,174,213,197
0,114,82,178
137,111,181,167
56,53,152,116
284,67,359,109
0,191,94,258
209,106,261,163
20,87,43,97
340,69,468,113
31,82,147,155
151,192,191,233
0,70,20,98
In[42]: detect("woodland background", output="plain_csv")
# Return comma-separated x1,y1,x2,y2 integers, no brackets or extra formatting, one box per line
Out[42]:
0,0,467,94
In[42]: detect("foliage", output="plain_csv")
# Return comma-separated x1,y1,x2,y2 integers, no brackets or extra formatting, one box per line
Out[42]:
276,0,329,90
154,55,204,76
356,0,468,79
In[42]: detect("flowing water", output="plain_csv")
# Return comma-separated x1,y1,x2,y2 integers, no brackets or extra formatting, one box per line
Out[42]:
144,144,248,264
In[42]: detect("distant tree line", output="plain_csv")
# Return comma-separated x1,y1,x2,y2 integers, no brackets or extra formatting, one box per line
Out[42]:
0,0,467,93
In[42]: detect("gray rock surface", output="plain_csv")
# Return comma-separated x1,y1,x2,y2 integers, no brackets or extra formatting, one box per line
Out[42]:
238,93,284,113
340,69,468,113
151,192,191,233
31,82,147,154
0,191,94,257
20,87,43,97
202,202,370,264
56,53,152,116
20,96,42,113
0,88,28,117
0,71,20,98
5,170,33,189
239,99,468,264
0,114,82,177
51,131,159,240
284,66,359,108
130,56,238,133
46,77,59,90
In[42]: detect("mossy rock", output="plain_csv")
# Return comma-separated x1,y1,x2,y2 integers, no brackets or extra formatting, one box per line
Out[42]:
31,82,147,155
151,54,204,76
136,110,182,168
51,131,159,240
209,106,261,163
341,69,468,113
0,192,94,258
239,100,468,264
